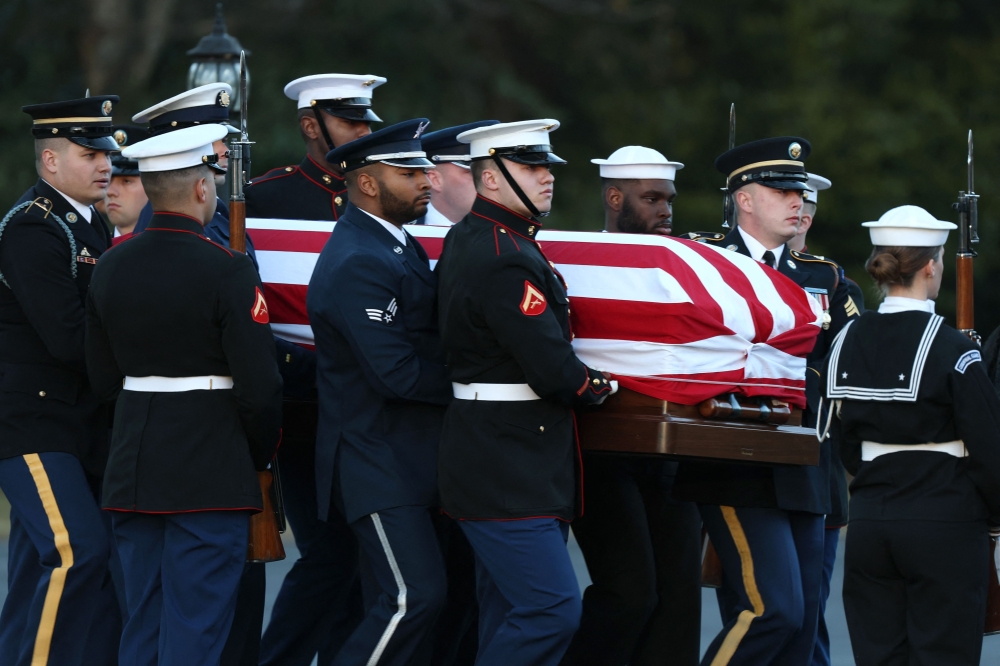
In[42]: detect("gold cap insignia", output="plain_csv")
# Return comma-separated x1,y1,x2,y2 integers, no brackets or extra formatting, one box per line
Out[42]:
543,124,557,131
488,148,496,155
218,91,230,107
788,142,802,159
102,100,113,116
362,79,378,87
113,130,127,146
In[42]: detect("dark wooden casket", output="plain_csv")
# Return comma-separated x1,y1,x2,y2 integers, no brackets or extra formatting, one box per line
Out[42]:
577,387,820,466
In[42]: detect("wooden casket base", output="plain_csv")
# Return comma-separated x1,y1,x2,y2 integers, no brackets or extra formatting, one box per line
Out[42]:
577,387,820,466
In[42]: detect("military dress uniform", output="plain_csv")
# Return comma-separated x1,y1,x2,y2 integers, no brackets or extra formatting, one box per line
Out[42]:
247,73,388,666
674,137,859,665
85,125,283,666
560,146,701,666
436,120,614,666
307,120,454,666
818,206,1000,666
0,97,122,666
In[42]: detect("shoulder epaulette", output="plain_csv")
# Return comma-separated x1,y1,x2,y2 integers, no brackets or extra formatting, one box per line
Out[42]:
679,231,726,244
493,224,522,255
248,165,298,187
789,249,841,269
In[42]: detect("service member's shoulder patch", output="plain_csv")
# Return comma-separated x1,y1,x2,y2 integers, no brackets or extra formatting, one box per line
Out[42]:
251,286,270,324
678,231,726,244
520,280,547,316
955,349,982,374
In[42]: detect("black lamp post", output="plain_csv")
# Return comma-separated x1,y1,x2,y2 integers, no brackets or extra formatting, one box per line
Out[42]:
186,3,251,107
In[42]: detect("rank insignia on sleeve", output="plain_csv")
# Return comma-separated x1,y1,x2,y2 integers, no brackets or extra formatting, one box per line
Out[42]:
955,349,982,374
366,298,398,326
845,296,860,318
520,281,547,316
251,287,270,324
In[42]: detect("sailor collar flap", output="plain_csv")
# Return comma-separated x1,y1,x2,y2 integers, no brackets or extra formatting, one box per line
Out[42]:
826,312,944,402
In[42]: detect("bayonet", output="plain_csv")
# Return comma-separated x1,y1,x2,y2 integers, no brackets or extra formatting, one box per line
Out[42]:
228,50,254,254
722,103,735,229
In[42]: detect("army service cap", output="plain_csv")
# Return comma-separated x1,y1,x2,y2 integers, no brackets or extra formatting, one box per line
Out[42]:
592,146,684,181
862,205,956,247
132,83,237,136
23,95,120,151
284,74,386,122
326,118,434,172
111,125,152,176
803,173,831,205
122,124,229,174
715,136,812,192
459,119,566,166
421,120,500,169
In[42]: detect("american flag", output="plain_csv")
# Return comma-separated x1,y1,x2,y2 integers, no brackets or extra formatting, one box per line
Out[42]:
248,219,823,408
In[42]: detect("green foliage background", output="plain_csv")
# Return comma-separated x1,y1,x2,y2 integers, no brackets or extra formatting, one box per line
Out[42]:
2,0,999,331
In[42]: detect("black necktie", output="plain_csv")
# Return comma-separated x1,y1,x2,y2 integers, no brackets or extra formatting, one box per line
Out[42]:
761,250,776,269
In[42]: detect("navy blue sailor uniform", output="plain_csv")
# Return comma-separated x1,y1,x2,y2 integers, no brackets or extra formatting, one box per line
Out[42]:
673,137,859,666
819,301,1000,665
0,97,123,666
86,208,283,666
436,193,613,665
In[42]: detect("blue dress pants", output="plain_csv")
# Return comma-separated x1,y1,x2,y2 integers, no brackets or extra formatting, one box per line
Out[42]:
111,510,249,666
701,505,824,666
460,518,582,666
0,452,112,666
810,527,840,666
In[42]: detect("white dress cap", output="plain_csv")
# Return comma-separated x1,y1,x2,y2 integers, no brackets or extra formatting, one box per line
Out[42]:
862,205,957,247
803,173,831,205
132,83,234,125
591,146,684,181
458,119,560,159
121,124,229,173
284,74,386,109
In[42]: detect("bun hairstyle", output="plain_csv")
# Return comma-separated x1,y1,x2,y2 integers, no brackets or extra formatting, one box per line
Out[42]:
865,245,942,291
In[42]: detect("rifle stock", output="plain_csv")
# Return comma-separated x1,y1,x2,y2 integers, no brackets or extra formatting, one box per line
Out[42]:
953,129,980,344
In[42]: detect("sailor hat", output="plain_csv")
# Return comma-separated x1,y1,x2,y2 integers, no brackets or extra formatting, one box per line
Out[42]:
803,173,831,205
716,136,812,192
326,118,434,172
591,146,684,180
458,119,566,165
863,205,957,247
133,83,238,136
23,95,120,151
122,124,229,174
284,74,386,121
110,125,152,176
421,120,500,168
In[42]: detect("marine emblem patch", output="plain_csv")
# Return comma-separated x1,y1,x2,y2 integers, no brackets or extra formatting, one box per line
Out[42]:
520,281,547,316
251,287,270,324
218,91,230,107
366,298,398,326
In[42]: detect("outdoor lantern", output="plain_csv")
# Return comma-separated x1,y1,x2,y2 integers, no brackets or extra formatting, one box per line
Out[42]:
186,3,250,108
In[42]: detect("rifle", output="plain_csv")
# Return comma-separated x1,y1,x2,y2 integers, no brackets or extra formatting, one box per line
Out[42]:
721,103,735,229
228,51,286,563
953,129,980,345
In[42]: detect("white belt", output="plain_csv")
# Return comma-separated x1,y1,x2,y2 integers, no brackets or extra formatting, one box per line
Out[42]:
452,382,541,401
123,375,234,392
861,440,967,461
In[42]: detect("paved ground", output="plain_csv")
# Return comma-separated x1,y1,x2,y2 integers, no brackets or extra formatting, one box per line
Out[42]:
3,522,1000,663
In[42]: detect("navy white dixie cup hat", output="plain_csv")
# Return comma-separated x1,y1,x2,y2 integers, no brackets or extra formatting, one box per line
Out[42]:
284,74,386,121
121,124,229,174
326,118,435,172
132,83,238,136
862,205,957,247
458,119,566,165
592,146,684,180
803,173,832,205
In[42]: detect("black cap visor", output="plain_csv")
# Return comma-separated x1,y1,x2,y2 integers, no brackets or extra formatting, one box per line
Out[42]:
111,159,140,177
486,144,566,166
317,100,381,123
728,169,810,192
69,135,120,152
381,156,435,169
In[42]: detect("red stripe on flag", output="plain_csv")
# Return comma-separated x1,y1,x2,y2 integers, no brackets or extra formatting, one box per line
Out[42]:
252,229,330,253
570,298,732,344
263,283,309,325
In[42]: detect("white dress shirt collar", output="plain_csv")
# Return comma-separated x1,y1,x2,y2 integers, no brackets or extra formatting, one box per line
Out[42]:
421,202,454,227
360,208,406,245
878,296,936,314
737,226,784,268
43,181,93,223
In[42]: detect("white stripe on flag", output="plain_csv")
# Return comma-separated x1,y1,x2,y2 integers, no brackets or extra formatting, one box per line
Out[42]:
258,251,318,286
271,323,315,345
706,244,797,339
557,265,692,304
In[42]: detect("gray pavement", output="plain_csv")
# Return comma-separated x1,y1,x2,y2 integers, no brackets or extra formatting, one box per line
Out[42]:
3,529,1000,663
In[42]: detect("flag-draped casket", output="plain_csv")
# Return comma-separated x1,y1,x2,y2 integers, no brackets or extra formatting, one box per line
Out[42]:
250,219,823,465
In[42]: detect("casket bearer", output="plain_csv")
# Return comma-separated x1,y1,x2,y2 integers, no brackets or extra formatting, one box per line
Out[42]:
675,137,858,664
820,206,1000,665
435,120,615,665
411,120,499,225
85,123,283,666
560,146,701,666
